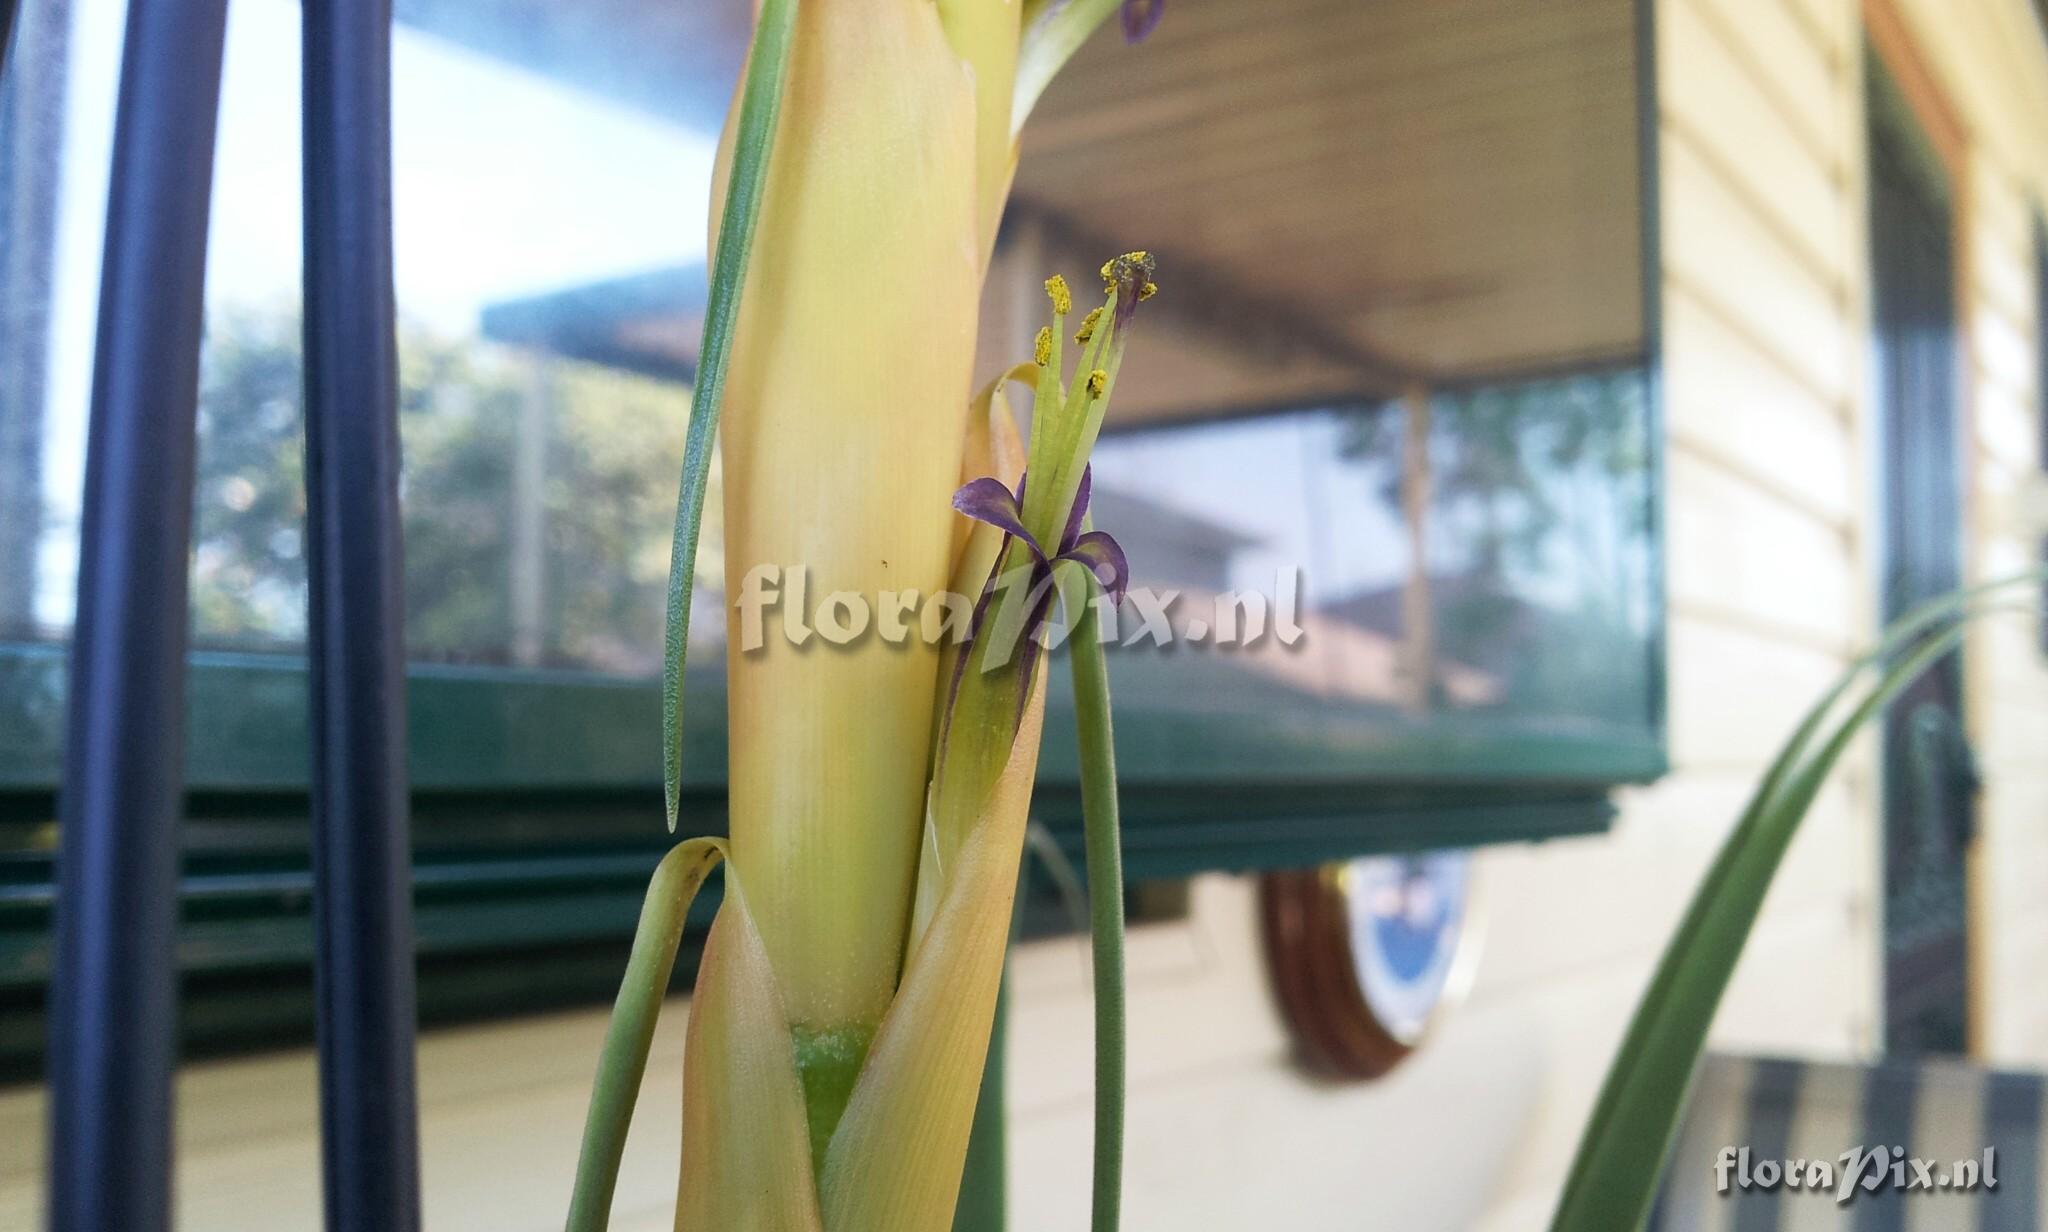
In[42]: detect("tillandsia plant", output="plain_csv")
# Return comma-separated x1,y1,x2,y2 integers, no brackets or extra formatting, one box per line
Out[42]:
565,2,1161,1230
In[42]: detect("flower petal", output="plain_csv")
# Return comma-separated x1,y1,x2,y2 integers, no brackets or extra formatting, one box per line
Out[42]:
1060,529,1130,608
1121,0,1164,44
952,476,1042,559
1059,464,1093,555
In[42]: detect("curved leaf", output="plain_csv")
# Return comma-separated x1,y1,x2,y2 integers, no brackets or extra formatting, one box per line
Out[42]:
1549,575,2044,1231
566,837,728,1232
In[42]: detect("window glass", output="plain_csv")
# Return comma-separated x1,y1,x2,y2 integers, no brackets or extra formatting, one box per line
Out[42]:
2,0,1658,784
5,0,738,673
1,0,125,644
1086,366,1655,756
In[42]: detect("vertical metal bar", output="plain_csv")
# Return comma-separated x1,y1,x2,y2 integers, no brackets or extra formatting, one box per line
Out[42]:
300,0,421,1228
45,3,229,1230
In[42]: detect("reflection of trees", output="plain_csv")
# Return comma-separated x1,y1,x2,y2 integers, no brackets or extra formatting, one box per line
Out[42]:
1335,371,1652,721
0,0,68,638
191,310,709,673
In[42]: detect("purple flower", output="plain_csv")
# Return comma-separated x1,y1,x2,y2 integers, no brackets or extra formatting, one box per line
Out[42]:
952,465,1130,610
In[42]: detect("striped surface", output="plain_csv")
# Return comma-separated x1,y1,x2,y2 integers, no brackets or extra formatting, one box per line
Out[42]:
1652,1053,2048,1230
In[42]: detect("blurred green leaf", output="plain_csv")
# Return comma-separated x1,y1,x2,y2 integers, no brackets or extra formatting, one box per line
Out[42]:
1549,574,2042,1231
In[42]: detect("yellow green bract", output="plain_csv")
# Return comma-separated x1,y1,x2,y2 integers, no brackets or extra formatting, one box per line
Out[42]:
574,1,1151,1228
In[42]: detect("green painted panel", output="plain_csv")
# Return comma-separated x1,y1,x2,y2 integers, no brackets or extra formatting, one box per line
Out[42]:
0,641,1661,797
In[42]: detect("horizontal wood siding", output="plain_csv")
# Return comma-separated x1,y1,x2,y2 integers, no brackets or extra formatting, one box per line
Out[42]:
1473,0,1878,1221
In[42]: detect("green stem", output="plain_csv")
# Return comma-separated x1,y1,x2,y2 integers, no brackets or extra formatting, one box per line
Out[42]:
661,0,799,829
564,838,727,1232
1070,584,1125,1232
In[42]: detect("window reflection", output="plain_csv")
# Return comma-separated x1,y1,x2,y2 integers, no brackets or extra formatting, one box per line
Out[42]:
1,0,1658,765
6,0,736,673
1414,372,1655,729
190,315,715,671
1087,367,1654,736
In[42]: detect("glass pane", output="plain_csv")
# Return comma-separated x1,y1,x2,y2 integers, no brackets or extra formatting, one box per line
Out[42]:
1089,411,1340,718
1418,372,1655,730
0,0,741,674
999,0,1658,770
3,0,1657,790
178,0,736,673
1085,367,1656,772
1,0,127,644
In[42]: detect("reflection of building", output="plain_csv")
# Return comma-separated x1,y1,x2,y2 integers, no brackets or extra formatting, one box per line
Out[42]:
1089,486,1257,595
1324,577,1527,707
480,263,705,382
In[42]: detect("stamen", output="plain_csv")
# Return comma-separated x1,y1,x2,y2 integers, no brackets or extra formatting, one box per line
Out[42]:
1087,369,1107,397
1074,306,1103,344
1044,274,1072,316
1034,326,1054,367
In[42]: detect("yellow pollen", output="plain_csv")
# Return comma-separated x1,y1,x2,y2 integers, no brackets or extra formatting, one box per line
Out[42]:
1034,326,1053,366
1139,281,1158,300
1087,368,1107,396
1044,275,1072,316
1074,306,1103,344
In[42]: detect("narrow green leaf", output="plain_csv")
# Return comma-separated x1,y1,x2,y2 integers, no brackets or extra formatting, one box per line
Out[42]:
1739,574,2044,826
1068,568,1127,1232
662,0,800,830
565,837,727,1232
1548,576,2042,1232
